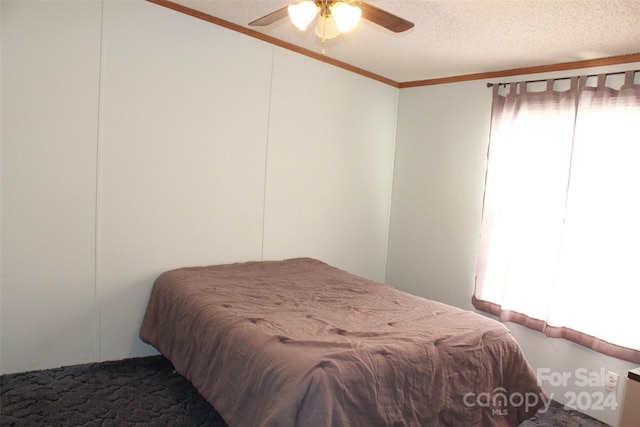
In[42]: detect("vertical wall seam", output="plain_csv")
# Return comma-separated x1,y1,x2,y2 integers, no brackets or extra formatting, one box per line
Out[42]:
384,86,401,284
94,0,106,362
260,47,276,261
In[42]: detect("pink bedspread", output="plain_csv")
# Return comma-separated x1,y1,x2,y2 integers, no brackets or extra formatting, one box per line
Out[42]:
140,258,546,426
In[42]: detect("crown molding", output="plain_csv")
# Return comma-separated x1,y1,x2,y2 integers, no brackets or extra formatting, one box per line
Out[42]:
146,0,400,88
399,53,640,88
147,1,640,89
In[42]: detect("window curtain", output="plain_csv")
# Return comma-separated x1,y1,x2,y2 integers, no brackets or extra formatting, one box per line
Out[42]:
473,71,640,364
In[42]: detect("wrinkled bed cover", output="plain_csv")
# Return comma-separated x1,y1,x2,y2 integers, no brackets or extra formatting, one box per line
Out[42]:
140,258,545,426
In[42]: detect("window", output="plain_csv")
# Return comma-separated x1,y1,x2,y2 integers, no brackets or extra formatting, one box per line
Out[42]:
473,71,640,364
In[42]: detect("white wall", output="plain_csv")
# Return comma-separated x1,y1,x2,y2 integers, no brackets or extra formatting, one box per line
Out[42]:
387,63,640,426
263,49,397,279
0,0,397,374
387,80,490,311
1,0,103,373
96,0,272,362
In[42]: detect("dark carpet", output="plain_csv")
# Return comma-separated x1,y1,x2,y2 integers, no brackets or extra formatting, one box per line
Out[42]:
1,355,610,426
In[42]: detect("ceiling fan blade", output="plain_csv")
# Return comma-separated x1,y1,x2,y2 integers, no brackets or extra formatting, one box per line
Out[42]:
249,6,290,26
358,2,414,33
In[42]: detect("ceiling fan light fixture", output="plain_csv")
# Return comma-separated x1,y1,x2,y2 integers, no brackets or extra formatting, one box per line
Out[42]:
330,2,361,33
315,15,340,39
288,1,318,31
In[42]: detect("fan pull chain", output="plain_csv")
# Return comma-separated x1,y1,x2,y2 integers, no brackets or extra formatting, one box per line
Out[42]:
320,17,326,55
321,0,327,55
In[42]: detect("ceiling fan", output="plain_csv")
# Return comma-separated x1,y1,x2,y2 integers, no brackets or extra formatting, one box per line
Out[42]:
249,1,414,53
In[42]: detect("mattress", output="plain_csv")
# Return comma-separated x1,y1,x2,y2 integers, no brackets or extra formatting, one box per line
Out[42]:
140,258,546,426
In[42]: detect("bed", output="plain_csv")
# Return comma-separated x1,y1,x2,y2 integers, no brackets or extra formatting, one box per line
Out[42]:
139,258,546,426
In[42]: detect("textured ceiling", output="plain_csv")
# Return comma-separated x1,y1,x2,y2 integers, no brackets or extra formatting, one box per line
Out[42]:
165,0,640,84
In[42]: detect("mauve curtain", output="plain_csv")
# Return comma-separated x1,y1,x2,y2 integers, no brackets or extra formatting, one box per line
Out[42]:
473,71,640,364
474,79,578,327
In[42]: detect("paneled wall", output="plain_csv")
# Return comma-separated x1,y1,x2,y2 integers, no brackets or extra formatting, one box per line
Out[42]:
264,49,397,279
96,1,272,362
0,0,398,374
1,0,103,373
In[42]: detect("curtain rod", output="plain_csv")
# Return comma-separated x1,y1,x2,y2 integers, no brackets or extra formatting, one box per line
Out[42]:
486,70,636,88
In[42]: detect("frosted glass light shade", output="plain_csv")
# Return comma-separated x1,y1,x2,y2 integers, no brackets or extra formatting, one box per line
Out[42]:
330,2,361,33
315,16,340,39
288,1,318,31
